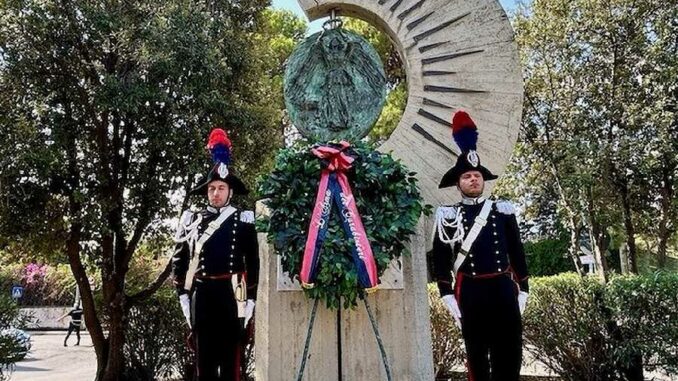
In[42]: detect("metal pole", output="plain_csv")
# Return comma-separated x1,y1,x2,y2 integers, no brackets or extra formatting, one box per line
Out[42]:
295,298,320,381
364,297,393,381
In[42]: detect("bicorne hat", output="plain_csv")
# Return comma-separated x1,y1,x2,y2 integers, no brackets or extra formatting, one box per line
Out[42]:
190,128,248,196
438,111,498,188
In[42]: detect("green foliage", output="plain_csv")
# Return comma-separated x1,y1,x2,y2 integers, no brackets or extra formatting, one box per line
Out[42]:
0,3,296,376
427,284,464,378
240,8,308,205
523,272,678,380
254,9,307,79
524,236,576,276
0,0,280,247
122,287,193,381
122,285,255,381
605,273,678,374
523,273,616,380
0,261,76,306
258,141,430,308
508,0,678,271
0,264,21,306
0,293,32,380
123,243,170,295
369,82,407,144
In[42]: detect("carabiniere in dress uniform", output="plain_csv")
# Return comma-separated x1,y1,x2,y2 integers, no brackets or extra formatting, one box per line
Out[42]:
431,111,529,381
172,128,259,381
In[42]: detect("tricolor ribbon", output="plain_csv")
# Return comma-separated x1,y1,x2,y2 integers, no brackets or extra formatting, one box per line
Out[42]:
300,141,379,293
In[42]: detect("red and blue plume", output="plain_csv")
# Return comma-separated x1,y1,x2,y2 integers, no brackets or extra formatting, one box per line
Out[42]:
451,110,478,152
207,128,232,165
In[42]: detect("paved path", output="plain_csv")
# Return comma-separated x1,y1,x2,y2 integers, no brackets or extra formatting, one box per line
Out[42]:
11,330,96,381
9,331,674,381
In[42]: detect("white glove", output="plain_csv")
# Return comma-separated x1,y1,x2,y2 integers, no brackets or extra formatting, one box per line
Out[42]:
441,294,462,329
518,291,529,315
244,299,255,327
179,294,191,327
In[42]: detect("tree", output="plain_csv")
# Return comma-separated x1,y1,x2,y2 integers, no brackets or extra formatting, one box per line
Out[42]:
507,0,678,282
508,1,678,377
252,8,308,148
0,1,302,379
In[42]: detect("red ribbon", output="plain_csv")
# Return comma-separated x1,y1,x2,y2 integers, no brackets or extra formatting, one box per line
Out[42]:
300,142,379,292
310,140,354,172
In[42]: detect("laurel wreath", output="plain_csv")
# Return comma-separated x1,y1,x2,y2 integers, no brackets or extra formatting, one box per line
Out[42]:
257,141,430,309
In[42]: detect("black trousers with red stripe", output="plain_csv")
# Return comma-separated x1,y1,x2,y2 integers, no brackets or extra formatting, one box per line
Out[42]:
191,278,242,381
456,273,522,381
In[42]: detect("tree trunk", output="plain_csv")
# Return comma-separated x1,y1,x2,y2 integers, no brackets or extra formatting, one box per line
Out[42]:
619,243,629,274
621,355,644,381
589,224,609,284
64,121,108,379
67,224,108,380
656,165,674,268
598,289,644,381
587,190,608,283
101,290,127,381
567,218,585,276
552,164,586,277
619,181,639,274
605,156,639,274
94,232,130,381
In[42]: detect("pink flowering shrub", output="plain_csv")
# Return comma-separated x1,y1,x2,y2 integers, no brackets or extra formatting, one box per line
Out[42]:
22,263,47,286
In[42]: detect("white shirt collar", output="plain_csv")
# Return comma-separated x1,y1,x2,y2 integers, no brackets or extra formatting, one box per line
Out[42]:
207,205,230,214
460,195,486,205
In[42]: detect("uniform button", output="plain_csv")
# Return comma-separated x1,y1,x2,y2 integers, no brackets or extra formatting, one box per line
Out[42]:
492,223,496,227
469,254,474,258
229,262,233,266
472,272,477,276
232,230,236,234
201,272,206,276
494,241,499,244
231,245,235,249
497,268,502,271
495,251,500,254
493,232,497,236
470,263,475,267
496,260,501,264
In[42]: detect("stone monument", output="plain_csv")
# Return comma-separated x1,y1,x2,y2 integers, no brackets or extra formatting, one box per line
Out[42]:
255,0,523,380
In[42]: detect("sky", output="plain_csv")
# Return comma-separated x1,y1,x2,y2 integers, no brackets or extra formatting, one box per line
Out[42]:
271,0,521,34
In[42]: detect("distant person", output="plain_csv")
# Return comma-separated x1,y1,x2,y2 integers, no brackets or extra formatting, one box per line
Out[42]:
57,304,83,346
